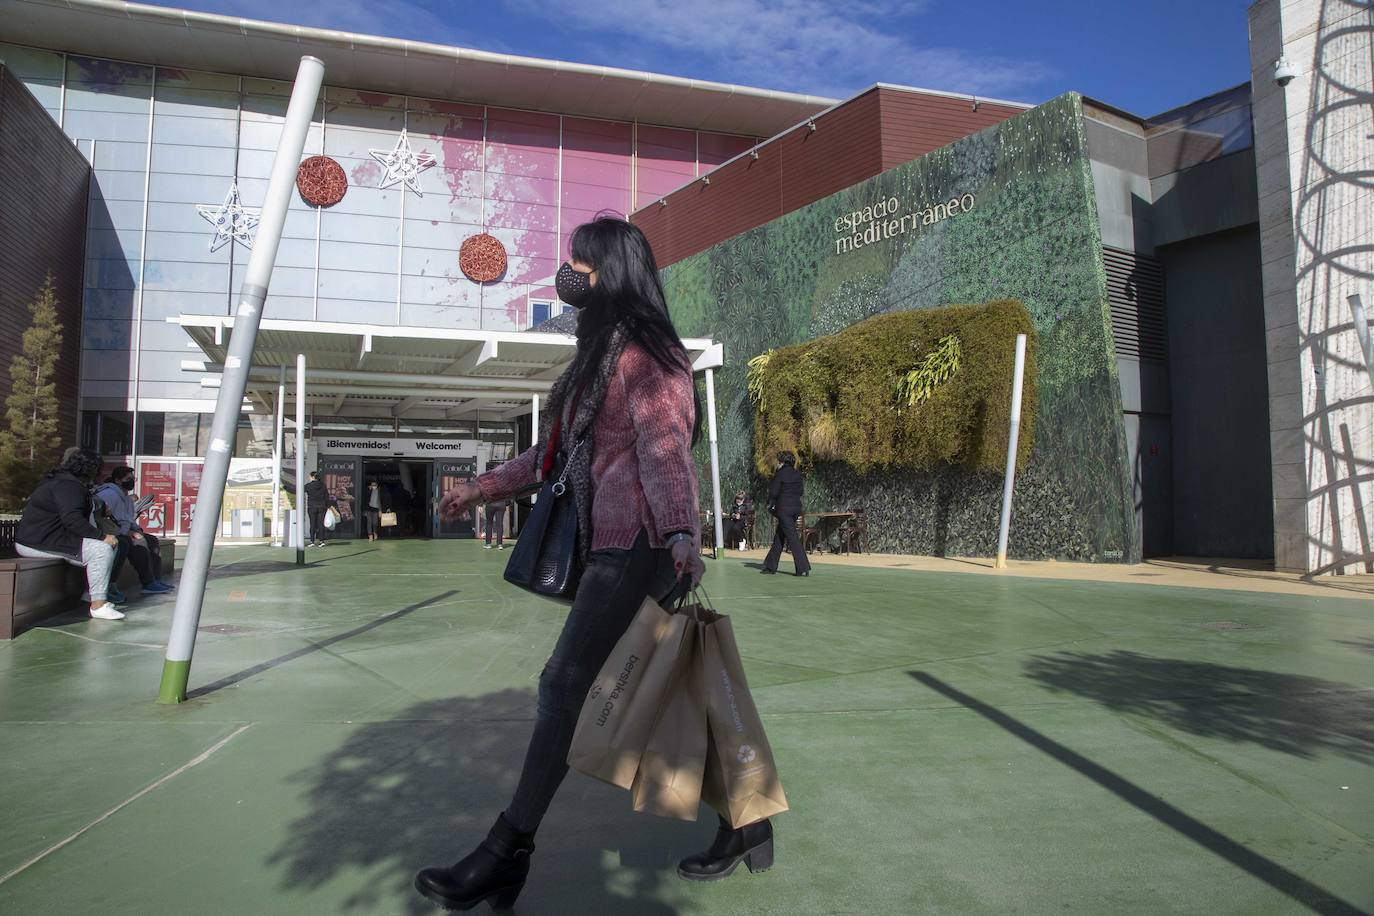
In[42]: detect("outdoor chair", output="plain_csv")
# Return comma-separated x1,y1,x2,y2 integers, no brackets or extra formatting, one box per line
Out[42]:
840,510,869,555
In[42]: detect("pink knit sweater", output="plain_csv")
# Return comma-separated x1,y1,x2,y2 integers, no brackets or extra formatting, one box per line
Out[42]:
477,343,700,551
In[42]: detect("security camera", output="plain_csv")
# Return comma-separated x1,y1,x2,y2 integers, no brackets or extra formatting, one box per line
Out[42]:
1274,55,1298,87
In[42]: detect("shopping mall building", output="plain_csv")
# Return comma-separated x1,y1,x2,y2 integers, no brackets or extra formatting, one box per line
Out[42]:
0,0,1369,573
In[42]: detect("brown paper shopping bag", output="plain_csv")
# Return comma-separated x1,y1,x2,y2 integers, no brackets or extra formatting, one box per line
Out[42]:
698,608,789,828
629,617,708,821
567,596,691,789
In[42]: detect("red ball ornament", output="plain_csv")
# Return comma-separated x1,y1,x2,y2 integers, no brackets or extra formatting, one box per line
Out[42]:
296,156,348,207
460,233,508,283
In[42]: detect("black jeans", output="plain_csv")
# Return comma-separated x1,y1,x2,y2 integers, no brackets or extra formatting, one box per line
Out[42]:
308,507,327,542
763,509,810,573
504,529,678,834
111,533,159,586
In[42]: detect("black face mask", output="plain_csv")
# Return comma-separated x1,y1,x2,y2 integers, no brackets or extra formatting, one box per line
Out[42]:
555,261,594,308
120,478,136,491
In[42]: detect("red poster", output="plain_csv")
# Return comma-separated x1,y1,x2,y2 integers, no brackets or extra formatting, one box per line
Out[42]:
179,462,203,533
137,462,178,536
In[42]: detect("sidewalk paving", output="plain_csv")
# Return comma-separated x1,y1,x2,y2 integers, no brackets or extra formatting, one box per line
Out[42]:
1,541,1371,915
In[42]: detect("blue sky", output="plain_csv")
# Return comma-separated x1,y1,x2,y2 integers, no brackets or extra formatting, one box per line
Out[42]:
155,0,1255,117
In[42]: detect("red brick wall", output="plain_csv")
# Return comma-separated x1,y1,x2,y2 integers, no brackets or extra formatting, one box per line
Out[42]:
0,66,88,443
635,87,1025,267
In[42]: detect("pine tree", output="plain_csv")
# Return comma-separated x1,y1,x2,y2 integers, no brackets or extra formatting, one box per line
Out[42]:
1,274,64,467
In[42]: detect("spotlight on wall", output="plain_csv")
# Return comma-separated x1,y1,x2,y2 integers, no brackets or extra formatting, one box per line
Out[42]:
807,120,817,132
700,175,710,186
658,198,667,207
1274,54,1298,86
971,96,980,111
750,148,760,160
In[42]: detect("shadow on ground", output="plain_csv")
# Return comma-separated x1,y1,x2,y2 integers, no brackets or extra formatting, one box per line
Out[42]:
268,690,702,915
197,548,380,581
1023,650,1374,761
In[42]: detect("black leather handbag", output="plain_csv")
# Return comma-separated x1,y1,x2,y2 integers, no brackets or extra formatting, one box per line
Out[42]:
503,443,583,600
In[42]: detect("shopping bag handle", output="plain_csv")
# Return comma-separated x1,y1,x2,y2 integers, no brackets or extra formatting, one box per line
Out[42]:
661,577,693,609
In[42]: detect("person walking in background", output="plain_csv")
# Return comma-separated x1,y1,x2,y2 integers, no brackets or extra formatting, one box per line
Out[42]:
761,451,810,577
364,479,388,541
416,216,760,914
724,490,753,550
304,471,330,547
482,498,509,550
14,448,125,620
95,466,173,595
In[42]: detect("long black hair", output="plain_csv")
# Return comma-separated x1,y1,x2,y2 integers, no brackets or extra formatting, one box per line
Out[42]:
567,216,702,445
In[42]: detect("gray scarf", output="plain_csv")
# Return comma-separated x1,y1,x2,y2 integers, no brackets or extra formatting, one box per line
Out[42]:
537,326,630,564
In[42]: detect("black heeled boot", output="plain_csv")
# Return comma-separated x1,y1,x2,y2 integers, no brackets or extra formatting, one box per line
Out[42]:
677,815,774,881
415,813,534,911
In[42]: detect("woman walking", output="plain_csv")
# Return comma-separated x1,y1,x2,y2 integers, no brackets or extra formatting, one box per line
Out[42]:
761,451,810,577
364,479,386,541
417,217,773,911
14,448,124,619
304,471,329,547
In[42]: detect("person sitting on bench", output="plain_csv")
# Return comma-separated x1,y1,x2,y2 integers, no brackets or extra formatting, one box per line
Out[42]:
95,465,173,595
13,448,125,620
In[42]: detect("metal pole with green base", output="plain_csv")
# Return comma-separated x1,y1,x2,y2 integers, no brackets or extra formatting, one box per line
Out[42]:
157,56,325,704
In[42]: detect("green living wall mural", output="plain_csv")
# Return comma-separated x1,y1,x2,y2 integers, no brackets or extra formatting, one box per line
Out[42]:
665,92,1135,562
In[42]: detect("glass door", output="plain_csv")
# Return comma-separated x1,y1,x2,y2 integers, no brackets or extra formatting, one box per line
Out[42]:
135,461,178,536
320,456,362,540
435,459,477,538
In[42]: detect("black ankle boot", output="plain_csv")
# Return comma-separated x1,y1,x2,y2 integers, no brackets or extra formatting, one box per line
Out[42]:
415,813,534,911
677,815,774,881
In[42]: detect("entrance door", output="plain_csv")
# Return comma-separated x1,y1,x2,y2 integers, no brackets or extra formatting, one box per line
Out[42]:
320,456,361,540
435,459,477,538
135,461,178,536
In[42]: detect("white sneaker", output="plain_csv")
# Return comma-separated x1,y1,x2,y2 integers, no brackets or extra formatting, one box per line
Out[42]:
483,544,493,550
496,544,504,550
90,604,126,620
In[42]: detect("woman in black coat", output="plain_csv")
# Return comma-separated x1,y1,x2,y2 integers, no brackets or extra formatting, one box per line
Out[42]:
761,451,810,577
14,448,125,619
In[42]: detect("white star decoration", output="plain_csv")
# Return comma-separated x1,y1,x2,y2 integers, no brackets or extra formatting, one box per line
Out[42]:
196,182,261,252
369,129,436,196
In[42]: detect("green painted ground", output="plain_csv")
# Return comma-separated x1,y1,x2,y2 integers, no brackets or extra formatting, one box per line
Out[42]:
1,541,1371,915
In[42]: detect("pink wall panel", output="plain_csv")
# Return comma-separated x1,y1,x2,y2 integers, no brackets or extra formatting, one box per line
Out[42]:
635,125,697,210
561,117,632,259
698,132,756,169
484,107,560,284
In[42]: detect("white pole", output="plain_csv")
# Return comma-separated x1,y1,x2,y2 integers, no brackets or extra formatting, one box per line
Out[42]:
704,367,725,560
270,365,285,546
530,393,539,505
295,353,306,564
157,56,325,704
995,334,1028,569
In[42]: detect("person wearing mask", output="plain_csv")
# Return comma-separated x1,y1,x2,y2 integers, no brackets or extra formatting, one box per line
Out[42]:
724,490,754,550
364,479,389,541
304,471,331,547
14,448,125,620
761,451,810,577
481,498,509,550
95,466,173,595
416,217,766,913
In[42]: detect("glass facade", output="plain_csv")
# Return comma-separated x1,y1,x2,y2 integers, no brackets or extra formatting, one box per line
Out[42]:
0,41,758,417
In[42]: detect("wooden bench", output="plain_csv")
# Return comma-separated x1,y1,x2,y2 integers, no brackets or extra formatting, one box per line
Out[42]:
0,541,177,639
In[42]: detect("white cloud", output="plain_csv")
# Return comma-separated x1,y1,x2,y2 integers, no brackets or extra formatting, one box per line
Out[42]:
507,0,1051,100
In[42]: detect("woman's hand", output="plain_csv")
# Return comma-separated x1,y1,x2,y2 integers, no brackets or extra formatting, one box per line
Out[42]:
670,538,705,587
103,535,119,547
439,482,482,520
